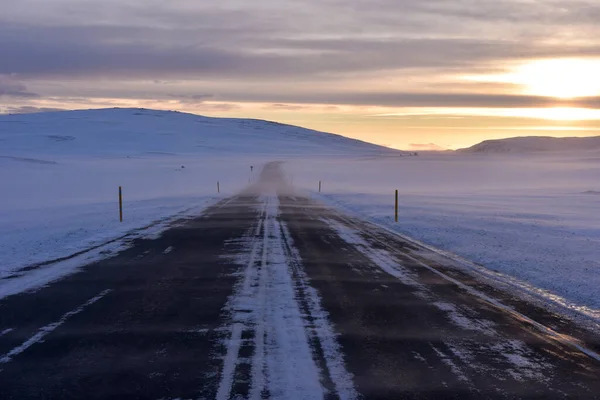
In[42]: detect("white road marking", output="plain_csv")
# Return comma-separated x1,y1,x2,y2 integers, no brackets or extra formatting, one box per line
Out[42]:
163,246,174,254
0,289,112,364
0,328,13,337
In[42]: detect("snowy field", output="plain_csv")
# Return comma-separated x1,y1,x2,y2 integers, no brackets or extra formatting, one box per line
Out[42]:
0,154,253,276
0,108,392,294
285,152,600,327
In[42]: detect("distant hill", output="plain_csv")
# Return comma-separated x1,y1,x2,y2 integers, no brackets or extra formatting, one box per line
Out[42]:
0,108,401,158
458,136,600,153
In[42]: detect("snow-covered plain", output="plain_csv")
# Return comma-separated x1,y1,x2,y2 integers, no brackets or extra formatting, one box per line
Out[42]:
285,152,600,327
0,108,394,294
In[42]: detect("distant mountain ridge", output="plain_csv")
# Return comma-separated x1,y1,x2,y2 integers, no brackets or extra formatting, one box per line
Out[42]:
458,135,600,153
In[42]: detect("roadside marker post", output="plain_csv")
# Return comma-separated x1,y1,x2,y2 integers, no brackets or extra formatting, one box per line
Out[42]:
119,186,123,222
319,181,322,192
395,189,398,223
217,181,220,194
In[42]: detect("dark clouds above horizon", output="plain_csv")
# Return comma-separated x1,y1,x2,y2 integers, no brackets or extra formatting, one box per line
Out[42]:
2,0,600,109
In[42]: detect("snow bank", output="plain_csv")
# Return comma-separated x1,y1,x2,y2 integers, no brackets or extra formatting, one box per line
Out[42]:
285,153,600,326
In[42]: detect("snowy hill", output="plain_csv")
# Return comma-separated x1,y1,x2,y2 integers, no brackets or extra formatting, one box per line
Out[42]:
0,107,398,283
458,135,600,153
0,108,398,158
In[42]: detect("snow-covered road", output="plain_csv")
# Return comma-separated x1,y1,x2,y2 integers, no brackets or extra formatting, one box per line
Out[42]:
216,192,356,399
0,162,598,399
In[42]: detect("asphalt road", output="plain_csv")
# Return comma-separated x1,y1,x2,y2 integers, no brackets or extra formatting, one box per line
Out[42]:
0,162,599,399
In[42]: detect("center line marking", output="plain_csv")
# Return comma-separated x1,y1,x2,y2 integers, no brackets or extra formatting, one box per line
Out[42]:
0,289,112,364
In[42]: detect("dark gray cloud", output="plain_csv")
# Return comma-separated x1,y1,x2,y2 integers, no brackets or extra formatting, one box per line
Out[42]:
4,106,64,114
0,23,488,79
211,92,600,109
193,103,241,112
1,21,599,82
164,93,240,110
265,104,311,111
0,76,39,98
169,94,214,104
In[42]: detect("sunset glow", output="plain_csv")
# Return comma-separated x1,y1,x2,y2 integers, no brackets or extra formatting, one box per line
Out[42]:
1,1,600,149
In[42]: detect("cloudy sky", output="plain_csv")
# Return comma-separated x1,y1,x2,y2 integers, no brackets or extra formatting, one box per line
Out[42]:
2,0,600,149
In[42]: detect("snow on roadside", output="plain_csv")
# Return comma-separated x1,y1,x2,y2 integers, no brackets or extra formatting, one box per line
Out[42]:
0,150,260,298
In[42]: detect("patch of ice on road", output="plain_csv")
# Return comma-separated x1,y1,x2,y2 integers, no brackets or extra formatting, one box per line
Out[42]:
446,343,476,365
323,217,423,290
185,328,209,334
489,339,552,382
412,351,427,363
0,289,111,364
430,345,470,383
433,301,496,335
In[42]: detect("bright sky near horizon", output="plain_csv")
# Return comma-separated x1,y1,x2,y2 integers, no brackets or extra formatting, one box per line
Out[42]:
1,0,600,149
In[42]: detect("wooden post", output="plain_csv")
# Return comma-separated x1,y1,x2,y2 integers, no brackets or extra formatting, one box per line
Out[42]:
395,189,398,223
319,181,322,192
217,181,220,193
119,186,123,222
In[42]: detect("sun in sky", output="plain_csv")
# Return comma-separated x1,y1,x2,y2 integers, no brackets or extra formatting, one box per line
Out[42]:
473,58,600,99
513,58,600,99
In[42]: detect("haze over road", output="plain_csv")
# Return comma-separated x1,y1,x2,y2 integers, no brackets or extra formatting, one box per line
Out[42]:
0,163,599,399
